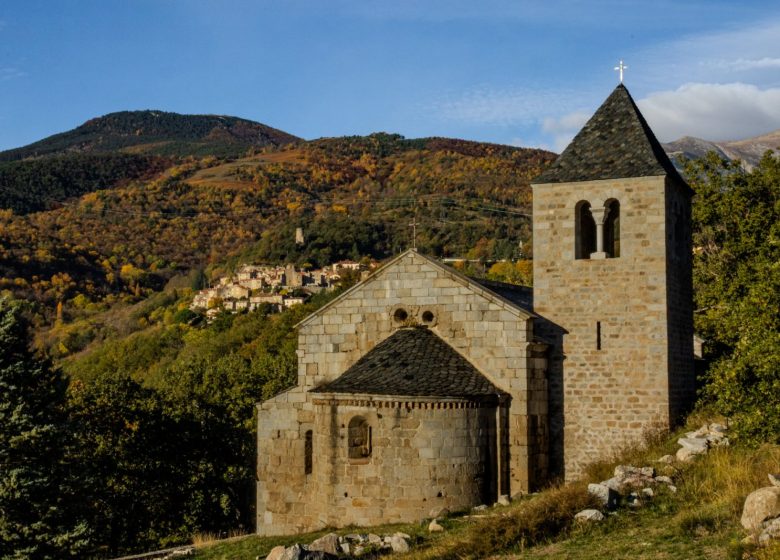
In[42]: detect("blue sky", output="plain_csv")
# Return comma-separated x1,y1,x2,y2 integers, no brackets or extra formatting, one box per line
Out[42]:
2,1,780,152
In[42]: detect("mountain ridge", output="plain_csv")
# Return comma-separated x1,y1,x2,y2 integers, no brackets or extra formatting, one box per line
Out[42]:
662,129,780,169
0,110,301,161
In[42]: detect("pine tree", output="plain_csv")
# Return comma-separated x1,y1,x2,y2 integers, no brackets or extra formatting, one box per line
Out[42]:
0,298,87,559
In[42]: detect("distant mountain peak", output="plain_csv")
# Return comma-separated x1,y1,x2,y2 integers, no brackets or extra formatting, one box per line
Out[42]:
663,129,780,170
0,110,301,161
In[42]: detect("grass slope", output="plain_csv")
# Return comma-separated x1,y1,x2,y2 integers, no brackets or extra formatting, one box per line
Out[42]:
192,418,780,560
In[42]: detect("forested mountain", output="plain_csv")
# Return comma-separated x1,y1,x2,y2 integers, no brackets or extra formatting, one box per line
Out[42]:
0,110,301,161
0,131,554,330
0,153,172,214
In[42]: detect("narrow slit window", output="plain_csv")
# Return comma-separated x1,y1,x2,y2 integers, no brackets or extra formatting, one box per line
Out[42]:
304,430,313,475
604,200,621,258
596,321,602,350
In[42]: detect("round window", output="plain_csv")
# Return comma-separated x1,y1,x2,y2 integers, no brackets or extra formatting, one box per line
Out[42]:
393,308,408,323
422,310,435,323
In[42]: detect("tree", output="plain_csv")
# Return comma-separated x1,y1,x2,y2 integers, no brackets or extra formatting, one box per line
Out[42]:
68,373,194,555
486,260,533,286
687,152,780,444
0,298,88,559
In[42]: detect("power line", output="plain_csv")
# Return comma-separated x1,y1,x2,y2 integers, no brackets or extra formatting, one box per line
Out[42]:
54,193,532,220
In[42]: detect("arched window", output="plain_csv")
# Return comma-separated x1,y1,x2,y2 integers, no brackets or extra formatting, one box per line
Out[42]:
348,416,372,459
575,201,596,259
304,430,313,475
604,199,620,258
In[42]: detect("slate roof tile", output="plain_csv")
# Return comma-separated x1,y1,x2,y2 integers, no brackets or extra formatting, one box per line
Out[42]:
533,84,684,184
310,327,506,400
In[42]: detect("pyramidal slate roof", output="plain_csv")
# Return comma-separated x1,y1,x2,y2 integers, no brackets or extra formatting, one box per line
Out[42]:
533,84,684,184
310,327,506,400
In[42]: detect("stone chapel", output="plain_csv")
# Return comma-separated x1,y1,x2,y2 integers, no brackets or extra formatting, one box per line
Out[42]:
255,84,695,535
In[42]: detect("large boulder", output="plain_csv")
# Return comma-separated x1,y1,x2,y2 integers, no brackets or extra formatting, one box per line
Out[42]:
574,509,605,522
588,483,619,509
278,544,337,560
496,494,511,506
280,545,307,560
741,487,780,532
769,473,780,488
266,546,286,560
677,437,708,454
309,533,340,555
389,535,410,553
614,465,654,479
601,477,622,492
676,446,699,463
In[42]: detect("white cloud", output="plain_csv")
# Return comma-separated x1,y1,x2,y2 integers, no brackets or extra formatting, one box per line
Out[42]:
541,111,589,134
611,17,780,142
632,19,780,89
637,83,780,142
541,111,589,151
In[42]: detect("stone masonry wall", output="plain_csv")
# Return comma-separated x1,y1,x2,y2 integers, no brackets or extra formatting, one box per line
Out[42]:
256,398,314,536
310,398,497,529
532,175,679,480
256,251,547,535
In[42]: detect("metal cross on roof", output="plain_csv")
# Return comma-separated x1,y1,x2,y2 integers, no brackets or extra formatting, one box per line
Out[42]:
614,59,628,83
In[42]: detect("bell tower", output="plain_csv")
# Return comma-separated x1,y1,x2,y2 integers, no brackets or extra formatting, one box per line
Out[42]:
531,84,695,479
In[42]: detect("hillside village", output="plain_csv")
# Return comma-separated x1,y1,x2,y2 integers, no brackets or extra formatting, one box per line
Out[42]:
190,260,372,317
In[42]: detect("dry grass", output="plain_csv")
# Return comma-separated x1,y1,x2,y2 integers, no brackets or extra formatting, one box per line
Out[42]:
192,529,249,547
674,444,780,532
408,483,598,560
